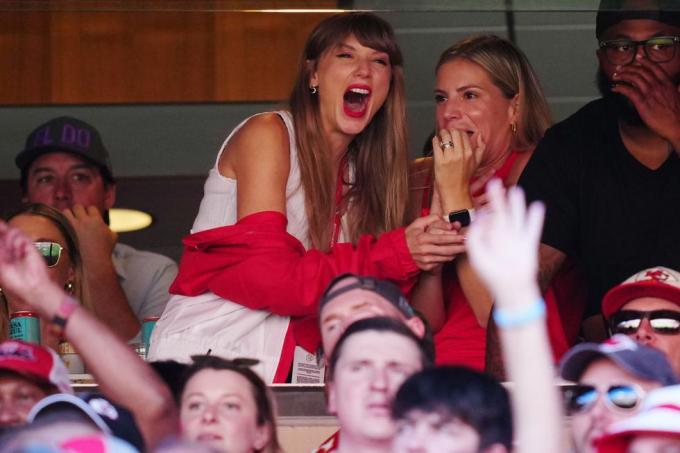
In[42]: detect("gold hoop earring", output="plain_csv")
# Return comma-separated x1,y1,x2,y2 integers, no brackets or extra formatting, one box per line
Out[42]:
310,85,318,95
65,281,74,294
510,122,517,134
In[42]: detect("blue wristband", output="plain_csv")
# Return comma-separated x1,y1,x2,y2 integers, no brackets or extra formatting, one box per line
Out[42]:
493,298,546,328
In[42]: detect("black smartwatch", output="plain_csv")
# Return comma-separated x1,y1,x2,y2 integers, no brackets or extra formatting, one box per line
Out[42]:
446,208,475,227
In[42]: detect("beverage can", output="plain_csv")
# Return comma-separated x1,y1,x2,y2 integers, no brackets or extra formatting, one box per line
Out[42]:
58,341,85,374
142,316,160,358
10,311,41,344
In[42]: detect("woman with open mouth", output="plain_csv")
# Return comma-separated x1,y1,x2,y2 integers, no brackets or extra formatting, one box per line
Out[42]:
410,35,585,373
148,12,463,383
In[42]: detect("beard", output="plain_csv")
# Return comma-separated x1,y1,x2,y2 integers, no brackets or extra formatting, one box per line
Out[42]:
596,68,645,126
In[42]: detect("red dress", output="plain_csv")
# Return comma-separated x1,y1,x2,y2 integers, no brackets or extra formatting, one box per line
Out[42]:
422,151,585,370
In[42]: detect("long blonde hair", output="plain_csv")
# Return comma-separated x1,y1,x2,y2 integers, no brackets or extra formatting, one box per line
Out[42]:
289,12,409,250
1,204,86,340
436,35,552,150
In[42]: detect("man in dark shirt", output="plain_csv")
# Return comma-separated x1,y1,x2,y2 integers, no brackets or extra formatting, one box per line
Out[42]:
521,1,680,332
488,0,680,377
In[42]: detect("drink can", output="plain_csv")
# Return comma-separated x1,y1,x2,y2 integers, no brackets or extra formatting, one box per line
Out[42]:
142,316,160,357
10,311,41,344
58,341,85,374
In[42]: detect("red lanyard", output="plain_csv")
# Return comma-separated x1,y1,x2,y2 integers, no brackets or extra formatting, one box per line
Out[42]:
330,156,348,249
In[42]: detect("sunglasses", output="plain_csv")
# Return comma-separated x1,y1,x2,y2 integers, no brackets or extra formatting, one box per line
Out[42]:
34,242,64,268
609,310,680,335
563,384,644,414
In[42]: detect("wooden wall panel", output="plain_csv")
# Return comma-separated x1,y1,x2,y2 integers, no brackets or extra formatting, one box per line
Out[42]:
0,5,333,104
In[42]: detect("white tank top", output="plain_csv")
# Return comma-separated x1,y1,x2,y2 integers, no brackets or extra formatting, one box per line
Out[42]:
191,111,311,248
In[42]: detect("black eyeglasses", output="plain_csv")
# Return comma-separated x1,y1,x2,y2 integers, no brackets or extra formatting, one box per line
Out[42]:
599,36,680,65
609,310,680,335
34,242,64,267
563,384,644,414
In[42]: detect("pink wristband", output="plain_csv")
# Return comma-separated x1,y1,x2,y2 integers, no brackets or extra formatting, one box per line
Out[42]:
50,296,78,339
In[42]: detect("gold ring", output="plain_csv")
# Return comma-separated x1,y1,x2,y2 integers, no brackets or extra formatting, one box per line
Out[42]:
441,140,454,150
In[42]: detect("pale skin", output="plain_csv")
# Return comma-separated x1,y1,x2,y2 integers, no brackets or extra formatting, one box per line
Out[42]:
411,57,528,331
466,180,563,453
24,152,139,340
219,35,463,273
570,358,661,453
0,221,178,449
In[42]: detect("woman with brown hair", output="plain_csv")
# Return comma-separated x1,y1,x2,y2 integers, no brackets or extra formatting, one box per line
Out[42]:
1,203,87,350
148,12,463,382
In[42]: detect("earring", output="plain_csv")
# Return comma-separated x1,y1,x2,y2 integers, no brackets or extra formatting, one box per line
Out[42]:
310,85,318,95
65,281,74,294
510,122,517,134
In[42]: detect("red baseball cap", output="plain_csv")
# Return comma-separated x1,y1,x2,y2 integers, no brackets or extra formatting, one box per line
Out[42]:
596,385,680,453
0,340,72,394
602,267,680,320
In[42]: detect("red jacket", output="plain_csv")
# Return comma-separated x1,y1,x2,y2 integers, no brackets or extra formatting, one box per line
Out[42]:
170,211,420,364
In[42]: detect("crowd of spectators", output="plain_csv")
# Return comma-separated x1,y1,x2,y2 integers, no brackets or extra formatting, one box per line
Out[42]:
0,0,679,452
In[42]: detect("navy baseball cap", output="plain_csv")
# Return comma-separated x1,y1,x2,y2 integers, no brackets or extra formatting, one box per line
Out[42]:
16,116,114,182
27,392,144,451
319,273,415,319
560,334,679,386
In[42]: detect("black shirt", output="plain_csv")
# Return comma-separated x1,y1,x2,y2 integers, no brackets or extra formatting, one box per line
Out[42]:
519,97,680,316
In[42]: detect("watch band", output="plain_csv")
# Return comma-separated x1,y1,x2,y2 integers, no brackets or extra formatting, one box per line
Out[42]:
445,208,476,227
50,296,79,339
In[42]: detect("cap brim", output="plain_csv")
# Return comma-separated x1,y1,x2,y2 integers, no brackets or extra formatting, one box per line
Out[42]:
0,367,58,393
602,282,680,319
15,146,112,181
559,345,605,381
26,393,111,434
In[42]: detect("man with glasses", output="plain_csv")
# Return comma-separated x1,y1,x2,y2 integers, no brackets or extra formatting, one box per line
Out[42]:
602,266,680,374
506,0,680,356
560,334,678,453
14,117,177,341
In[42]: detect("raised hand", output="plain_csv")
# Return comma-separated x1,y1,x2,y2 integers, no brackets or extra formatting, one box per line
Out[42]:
432,128,485,211
0,221,59,315
466,179,545,307
612,56,680,147
62,204,117,259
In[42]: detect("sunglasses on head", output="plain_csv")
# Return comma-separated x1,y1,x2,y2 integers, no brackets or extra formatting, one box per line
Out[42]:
563,384,644,414
34,242,64,267
609,310,680,335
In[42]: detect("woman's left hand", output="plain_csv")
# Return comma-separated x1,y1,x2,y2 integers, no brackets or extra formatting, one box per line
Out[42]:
0,221,58,316
432,128,485,211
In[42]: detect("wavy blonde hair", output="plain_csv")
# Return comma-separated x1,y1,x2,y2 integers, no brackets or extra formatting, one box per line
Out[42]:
289,12,409,250
436,35,552,150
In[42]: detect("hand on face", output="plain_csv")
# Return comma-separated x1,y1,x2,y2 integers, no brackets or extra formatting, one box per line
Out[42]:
432,128,485,211
611,56,680,144
466,179,544,306
405,214,465,272
0,222,60,316
62,204,117,260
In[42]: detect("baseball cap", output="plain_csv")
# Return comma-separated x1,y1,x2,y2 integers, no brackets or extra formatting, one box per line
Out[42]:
596,0,680,39
318,273,415,319
596,385,680,453
27,393,144,451
602,267,680,319
0,340,72,394
16,116,114,182
559,334,678,385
